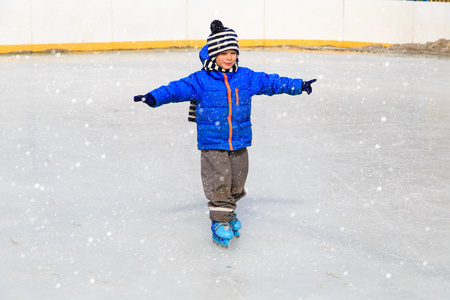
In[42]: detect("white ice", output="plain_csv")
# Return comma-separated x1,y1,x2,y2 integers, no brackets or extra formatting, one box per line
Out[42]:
1,50,449,299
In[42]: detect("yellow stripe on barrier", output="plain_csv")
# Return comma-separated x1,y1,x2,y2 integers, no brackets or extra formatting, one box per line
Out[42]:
0,39,394,55
249,39,393,48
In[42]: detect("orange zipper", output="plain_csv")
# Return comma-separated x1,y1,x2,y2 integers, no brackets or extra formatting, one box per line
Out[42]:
223,73,233,151
236,88,239,106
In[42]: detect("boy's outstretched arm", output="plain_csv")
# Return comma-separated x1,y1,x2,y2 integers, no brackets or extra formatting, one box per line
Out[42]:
133,74,201,108
250,71,317,97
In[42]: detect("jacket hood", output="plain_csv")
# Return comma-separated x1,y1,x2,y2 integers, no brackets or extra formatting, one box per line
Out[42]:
199,45,209,65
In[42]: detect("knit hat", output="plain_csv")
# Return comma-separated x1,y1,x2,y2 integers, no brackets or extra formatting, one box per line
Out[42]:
207,20,239,59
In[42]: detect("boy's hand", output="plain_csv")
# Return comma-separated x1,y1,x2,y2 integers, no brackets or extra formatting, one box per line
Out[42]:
301,79,317,95
134,95,146,102
134,94,156,106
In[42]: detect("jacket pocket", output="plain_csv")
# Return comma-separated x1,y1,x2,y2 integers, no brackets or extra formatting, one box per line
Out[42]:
197,123,225,146
238,120,252,129
235,88,239,106
234,120,252,140
198,123,222,132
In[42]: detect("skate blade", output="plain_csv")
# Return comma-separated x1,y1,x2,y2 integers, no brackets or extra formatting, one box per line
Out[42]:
213,240,229,247
212,235,230,247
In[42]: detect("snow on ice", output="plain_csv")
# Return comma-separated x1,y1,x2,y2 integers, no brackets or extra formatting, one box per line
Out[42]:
0,50,449,299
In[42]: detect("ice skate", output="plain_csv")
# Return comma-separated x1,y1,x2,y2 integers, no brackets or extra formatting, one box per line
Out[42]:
211,222,234,247
228,214,241,238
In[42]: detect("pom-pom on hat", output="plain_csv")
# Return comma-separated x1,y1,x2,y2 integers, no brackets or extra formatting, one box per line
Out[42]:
207,20,239,59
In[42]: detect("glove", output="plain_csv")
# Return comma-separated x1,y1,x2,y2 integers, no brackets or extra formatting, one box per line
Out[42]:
301,79,317,95
134,94,156,106
134,95,146,102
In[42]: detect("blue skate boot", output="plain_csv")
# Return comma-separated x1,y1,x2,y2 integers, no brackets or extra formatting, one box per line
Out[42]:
228,214,241,238
211,222,234,247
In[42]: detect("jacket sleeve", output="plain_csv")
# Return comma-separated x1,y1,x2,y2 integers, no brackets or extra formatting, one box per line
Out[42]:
147,73,201,107
249,71,303,97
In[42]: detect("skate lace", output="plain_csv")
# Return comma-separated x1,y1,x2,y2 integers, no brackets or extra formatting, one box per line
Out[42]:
228,215,239,230
214,222,230,232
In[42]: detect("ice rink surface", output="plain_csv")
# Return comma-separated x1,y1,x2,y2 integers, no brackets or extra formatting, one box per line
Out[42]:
1,49,449,299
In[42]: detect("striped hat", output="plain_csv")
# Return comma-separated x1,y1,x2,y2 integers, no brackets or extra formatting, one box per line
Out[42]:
207,20,239,59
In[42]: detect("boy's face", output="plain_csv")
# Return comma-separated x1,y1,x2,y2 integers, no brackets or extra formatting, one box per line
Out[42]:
215,50,238,70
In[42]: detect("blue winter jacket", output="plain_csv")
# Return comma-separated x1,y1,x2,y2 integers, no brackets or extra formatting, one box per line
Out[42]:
148,46,304,151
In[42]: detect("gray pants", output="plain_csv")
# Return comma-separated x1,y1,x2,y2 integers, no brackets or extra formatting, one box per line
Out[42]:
201,148,249,222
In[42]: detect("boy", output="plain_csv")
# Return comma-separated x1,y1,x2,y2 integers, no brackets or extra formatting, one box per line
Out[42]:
134,20,316,247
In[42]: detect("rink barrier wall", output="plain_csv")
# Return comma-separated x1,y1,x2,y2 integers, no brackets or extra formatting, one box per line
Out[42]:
0,39,395,54
0,0,449,54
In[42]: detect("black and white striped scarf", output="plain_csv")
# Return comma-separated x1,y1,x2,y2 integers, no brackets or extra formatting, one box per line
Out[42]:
188,59,238,122
202,58,239,73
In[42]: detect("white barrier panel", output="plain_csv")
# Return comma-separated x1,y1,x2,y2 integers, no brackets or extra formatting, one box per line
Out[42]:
0,0,449,53
344,0,415,44
265,0,345,41
113,0,187,42
0,0,32,46
32,0,112,44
